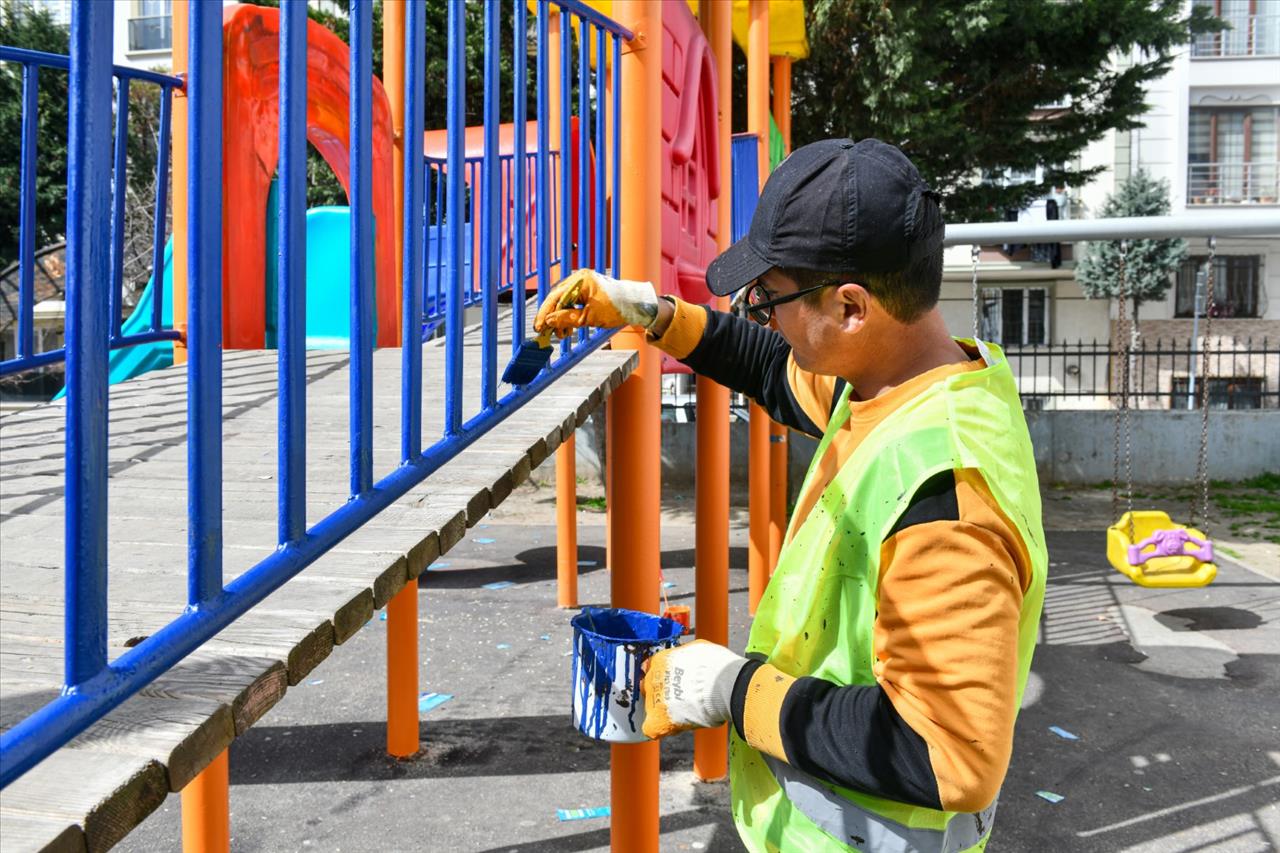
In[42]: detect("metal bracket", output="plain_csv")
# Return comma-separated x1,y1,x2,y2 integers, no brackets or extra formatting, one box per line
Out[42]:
621,21,651,54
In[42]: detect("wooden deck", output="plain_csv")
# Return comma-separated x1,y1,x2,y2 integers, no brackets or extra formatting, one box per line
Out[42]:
0,314,636,852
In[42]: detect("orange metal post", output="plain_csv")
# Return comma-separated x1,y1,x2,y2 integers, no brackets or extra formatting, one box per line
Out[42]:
384,0,406,316
767,56,792,574
181,749,229,853
610,2,663,850
550,9,578,607
382,6,420,761
557,434,579,608
171,0,188,365
746,0,770,613
692,0,732,783
386,581,420,757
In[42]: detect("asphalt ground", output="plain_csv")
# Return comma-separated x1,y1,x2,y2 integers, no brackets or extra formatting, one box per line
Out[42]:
118,493,1279,852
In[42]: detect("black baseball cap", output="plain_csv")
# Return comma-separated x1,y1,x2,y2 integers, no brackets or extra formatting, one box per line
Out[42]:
706,138,943,296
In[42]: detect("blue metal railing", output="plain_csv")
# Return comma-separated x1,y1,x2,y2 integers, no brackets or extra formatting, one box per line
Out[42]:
0,0,632,788
0,46,182,378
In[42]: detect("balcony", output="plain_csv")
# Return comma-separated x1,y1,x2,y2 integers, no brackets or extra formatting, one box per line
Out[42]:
127,14,171,53
1187,161,1279,205
1192,12,1279,58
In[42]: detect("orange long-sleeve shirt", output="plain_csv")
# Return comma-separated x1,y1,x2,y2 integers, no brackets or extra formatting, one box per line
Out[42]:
652,298,1032,813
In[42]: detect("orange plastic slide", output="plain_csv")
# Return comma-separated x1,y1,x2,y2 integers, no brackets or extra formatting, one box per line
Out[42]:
221,4,399,349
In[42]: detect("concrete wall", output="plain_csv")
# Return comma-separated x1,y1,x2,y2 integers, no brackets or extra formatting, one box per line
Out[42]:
549,409,1279,491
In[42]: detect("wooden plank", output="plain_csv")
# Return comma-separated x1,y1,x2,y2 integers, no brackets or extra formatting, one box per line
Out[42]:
66,695,234,792
0,812,85,853
0,751,166,852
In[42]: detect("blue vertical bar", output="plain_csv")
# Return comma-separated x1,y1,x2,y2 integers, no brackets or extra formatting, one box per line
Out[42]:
577,20,589,277
349,0,374,493
559,12,571,278
278,0,307,545
480,0,500,409
594,25,606,273
511,0,527,354
64,0,113,686
445,0,465,432
402,0,425,458
611,35,621,278
108,77,129,341
188,0,224,607
17,63,38,359
535,2,551,305
149,87,171,332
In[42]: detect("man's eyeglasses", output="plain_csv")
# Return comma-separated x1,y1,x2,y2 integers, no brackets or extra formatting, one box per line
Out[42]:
744,280,841,325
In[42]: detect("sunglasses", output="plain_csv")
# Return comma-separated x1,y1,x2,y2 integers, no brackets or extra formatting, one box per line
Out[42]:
744,279,841,325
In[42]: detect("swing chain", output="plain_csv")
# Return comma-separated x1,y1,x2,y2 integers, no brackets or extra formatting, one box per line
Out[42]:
1111,241,1134,541
1191,237,1217,530
970,245,982,340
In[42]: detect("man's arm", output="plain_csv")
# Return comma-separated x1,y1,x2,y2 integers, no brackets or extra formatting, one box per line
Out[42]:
650,297,836,438
729,469,1030,813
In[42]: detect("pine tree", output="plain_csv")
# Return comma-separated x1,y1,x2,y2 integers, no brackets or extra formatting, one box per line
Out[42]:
1076,169,1188,326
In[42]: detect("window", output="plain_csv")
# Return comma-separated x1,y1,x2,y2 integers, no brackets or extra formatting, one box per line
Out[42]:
1170,376,1264,409
128,0,171,52
1188,107,1279,204
978,287,1049,347
1192,0,1280,57
1175,255,1260,318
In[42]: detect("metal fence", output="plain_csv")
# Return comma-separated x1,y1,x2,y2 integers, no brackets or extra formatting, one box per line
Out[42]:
659,337,1280,414
0,46,182,379
0,0,630,789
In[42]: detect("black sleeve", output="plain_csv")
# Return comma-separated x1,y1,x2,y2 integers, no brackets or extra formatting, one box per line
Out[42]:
726,471,963,811
678,306,823,438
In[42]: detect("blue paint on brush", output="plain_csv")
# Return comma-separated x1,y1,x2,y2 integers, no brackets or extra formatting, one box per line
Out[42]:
570,607,683,740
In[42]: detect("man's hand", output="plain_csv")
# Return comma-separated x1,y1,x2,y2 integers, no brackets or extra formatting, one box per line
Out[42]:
533,269,663,337
641,640,748,739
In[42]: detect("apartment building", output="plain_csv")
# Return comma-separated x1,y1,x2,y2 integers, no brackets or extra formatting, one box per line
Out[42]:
941,0,1279,409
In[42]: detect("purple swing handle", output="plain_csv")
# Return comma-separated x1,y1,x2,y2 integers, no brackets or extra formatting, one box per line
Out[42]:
1127,528,1214,566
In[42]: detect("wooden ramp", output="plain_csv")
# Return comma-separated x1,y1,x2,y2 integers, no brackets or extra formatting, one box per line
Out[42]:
0,316,636,852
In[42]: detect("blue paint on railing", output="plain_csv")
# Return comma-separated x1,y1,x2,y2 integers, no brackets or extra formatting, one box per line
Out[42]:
0,0,633,790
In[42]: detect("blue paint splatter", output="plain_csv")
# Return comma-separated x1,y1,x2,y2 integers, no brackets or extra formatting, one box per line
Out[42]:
1048,726,1079,740
578,560,598,567
483,581,515,590
539,634,551,641
418,692,453,713
427,561,450,570
496,643,511,650
662,581,677,589
378,611,387,621
557,806,610,821
474,538,496,544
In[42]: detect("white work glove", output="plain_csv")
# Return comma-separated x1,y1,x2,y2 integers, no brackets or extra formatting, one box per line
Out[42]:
534,268,662,335
641,640,749,739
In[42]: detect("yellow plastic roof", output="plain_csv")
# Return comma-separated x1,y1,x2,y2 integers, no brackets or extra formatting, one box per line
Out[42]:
555,1,808,60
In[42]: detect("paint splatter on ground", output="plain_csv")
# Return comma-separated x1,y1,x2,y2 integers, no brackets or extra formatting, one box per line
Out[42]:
557,806,611,821
418,692,453,713
1036,790,1065,804
496,643,511,650
483,580,515,590
474,538,496,545
1049,726,1079,740
427,561,450,570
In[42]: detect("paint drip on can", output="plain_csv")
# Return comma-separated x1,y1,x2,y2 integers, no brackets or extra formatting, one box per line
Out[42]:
570,607,683,742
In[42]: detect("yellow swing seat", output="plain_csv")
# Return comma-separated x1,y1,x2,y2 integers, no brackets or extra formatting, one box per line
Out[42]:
1107,511,1217,589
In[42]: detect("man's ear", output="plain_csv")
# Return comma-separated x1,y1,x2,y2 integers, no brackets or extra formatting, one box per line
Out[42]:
835,282,871,333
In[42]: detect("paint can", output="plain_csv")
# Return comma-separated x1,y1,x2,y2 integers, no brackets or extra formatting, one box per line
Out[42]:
570,607,683,742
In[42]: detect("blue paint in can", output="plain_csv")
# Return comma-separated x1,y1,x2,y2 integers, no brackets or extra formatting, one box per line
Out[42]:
570,607,683,742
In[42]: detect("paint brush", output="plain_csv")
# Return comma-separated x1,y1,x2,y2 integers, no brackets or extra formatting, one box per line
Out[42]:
501,327,556,385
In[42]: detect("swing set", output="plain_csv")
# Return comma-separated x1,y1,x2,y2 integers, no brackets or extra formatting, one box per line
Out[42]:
968,239,1218,589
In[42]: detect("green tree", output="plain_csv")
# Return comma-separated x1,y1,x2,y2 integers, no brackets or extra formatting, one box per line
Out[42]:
790,0,1221,221
0,1,70,270
1075,169,1187,325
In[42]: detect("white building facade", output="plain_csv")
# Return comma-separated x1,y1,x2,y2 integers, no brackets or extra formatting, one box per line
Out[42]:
941,0,1279,409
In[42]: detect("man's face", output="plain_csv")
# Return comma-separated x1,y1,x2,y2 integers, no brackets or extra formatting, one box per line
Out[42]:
754,269,850,375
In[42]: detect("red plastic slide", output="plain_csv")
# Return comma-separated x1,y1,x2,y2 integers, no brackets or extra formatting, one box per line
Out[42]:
221,4,399,349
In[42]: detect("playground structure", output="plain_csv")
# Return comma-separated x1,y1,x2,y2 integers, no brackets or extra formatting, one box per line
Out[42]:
3,2,1280,853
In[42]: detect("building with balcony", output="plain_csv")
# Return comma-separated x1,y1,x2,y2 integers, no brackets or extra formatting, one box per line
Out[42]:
941,0,1279,409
